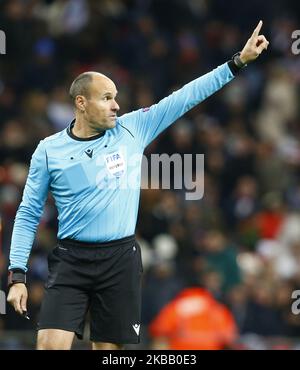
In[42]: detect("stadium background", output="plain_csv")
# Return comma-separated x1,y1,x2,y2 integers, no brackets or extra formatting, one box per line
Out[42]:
1,0,300,350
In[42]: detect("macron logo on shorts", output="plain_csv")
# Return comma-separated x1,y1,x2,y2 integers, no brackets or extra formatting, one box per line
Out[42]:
132,324,140,336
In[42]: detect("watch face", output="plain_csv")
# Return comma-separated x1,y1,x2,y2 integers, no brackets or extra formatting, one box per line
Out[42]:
234,55,243,68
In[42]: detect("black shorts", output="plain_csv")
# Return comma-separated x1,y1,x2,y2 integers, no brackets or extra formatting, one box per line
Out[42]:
37,235,143,344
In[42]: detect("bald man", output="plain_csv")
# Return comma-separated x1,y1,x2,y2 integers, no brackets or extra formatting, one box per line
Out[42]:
7,21,268,350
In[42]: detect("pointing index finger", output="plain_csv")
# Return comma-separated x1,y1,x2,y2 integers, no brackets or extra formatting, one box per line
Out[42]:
251,20,263,38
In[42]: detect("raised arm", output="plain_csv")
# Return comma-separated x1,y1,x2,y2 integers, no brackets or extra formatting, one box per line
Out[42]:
119,62,234,148
118,21,269,148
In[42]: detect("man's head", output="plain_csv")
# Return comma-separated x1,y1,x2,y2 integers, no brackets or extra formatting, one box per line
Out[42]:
69,71,120,131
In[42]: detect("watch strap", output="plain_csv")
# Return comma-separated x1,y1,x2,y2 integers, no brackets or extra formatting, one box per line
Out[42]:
8,270,26,287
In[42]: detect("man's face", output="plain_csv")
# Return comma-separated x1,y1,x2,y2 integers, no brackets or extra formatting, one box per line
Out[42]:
84,75,120,131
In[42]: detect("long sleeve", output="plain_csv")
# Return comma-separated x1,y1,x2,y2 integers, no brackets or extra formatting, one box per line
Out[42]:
9,140,51,272
118,62,235,148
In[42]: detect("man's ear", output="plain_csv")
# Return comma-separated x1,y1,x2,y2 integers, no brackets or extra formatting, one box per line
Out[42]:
75,95,86,112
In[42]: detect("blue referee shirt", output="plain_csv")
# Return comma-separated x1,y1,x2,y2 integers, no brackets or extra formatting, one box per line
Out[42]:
9,62,235,271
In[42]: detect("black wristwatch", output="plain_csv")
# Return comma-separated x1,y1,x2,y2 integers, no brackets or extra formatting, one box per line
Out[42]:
232,52,247,69
227,52,247,75
8,269,26,288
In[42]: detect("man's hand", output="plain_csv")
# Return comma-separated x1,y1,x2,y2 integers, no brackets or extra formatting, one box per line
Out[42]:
240,20,269,64
7,283,28,315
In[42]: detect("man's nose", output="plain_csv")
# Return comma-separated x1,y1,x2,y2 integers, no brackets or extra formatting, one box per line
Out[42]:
112,100,120,111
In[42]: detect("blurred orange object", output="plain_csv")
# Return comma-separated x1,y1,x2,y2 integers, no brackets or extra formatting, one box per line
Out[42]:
149,287,237,350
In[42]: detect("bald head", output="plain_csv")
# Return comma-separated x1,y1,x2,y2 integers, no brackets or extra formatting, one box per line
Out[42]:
69,71,119,130
69,71,114,104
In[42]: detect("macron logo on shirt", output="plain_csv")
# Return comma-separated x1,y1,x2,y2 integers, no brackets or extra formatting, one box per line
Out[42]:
85,149,93,158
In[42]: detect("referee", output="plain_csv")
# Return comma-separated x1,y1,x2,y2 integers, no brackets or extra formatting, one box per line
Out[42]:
7,22,268,350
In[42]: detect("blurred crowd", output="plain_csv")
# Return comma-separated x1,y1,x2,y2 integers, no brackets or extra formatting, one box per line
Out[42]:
1,0,300,350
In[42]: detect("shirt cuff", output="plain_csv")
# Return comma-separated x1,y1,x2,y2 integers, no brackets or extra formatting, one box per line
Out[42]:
227,60,242,76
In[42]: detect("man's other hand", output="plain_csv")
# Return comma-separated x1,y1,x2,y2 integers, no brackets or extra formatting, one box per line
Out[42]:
7,283,28,315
